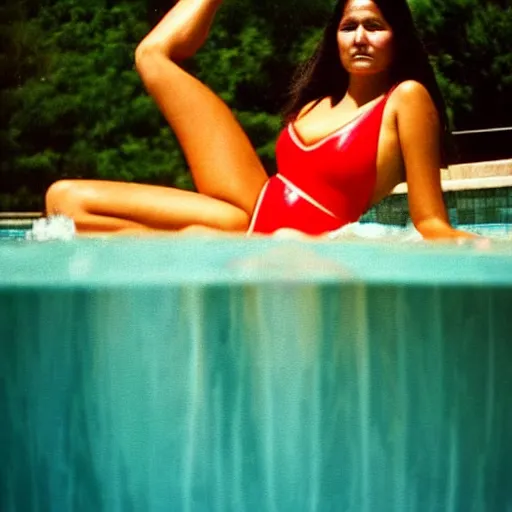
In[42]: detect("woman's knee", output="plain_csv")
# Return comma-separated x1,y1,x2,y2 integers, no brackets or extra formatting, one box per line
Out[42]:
199,207,249,232
230,210,250,231
45,180,84,215
135,46,182,93
134,43,160,75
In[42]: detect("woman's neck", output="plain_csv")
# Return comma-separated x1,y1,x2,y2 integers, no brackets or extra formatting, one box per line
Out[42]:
345,74,392,106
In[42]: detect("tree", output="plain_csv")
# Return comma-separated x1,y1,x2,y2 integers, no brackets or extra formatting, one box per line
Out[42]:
411,0,512,129
1,0,510,211
1,0,188,210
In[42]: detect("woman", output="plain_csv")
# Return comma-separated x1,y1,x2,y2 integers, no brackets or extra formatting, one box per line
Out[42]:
45,0,472,239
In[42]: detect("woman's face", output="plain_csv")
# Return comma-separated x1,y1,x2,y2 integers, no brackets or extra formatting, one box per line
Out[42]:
337,0,394,76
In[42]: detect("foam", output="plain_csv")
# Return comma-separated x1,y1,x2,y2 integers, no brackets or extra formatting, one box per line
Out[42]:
25,215,76,241
327,222,422,242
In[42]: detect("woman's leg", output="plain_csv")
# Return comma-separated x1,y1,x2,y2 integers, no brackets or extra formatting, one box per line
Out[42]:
46,0,268,233
46,180,249,232
134,0,268,213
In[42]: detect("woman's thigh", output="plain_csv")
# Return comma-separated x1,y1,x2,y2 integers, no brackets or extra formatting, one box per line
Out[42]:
138,54,269,215
46,179,251,231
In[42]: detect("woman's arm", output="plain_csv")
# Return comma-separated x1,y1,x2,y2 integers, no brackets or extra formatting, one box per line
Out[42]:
395,80,476,240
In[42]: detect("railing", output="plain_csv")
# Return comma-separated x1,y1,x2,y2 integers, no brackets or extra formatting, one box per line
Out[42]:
451,126,511,163
452,126,512,136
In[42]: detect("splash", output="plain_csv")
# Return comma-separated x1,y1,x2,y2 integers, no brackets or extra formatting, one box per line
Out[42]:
25,215,76,241
327,222,422,242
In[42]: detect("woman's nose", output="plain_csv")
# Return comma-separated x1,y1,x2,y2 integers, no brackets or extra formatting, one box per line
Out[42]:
354,25,367,44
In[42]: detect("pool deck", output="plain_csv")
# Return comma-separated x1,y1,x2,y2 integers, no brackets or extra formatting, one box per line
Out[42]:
0,212,41,229
392,158,512,194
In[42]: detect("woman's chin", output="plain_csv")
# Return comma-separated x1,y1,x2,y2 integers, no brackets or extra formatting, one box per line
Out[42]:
348,63,387,76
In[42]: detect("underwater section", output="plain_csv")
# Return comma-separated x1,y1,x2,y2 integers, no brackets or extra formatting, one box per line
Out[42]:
1,238,511,511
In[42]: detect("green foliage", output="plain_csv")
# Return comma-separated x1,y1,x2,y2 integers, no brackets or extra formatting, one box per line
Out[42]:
1,0,186,211
1,0,511,210
411,0,512,129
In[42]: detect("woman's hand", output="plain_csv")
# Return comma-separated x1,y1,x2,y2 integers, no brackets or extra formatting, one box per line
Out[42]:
413,217,478,241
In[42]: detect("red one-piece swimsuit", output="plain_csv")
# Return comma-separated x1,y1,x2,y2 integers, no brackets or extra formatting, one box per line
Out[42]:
247,90,393,236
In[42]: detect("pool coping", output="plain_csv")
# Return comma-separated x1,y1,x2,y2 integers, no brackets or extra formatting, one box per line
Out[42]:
392,159,512,194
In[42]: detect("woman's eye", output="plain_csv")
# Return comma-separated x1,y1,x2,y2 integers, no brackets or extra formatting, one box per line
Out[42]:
364,22,384,31
339,20,386,32
339,23,357,32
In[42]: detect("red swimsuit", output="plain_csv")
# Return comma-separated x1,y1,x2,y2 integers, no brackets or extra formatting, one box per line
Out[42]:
247,91,392,235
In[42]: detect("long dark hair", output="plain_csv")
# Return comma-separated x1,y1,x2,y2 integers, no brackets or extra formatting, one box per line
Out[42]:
283,0,452,161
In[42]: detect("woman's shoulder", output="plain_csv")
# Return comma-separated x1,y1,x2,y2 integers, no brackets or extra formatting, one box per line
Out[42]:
389,80,436,111
387,80,440,130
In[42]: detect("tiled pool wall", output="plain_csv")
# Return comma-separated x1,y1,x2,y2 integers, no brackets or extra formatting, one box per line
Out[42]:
1,239,511,511
362,186,512,226
363,159,512,226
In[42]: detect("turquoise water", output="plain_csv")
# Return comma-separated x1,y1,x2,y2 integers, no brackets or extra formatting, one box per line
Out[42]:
1,237,511,511
1,221,511,242
0,229,26,239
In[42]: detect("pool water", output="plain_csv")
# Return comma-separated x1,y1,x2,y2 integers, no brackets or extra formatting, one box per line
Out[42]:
0,221,511,241
1,236,511,511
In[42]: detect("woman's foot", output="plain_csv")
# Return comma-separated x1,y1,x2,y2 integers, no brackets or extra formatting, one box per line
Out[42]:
136,0,224,62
